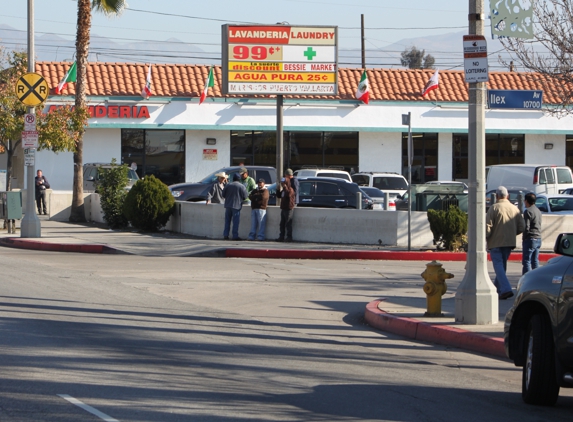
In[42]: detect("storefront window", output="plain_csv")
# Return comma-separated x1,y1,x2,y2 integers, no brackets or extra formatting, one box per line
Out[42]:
486,134,524,166
453,134,468,180
566,136,573,171
121,129,185,186
402,133,438,183
230,130,359,173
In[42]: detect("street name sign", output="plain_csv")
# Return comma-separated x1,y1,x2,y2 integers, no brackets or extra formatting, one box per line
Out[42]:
488,90,543,109
463,35,489,83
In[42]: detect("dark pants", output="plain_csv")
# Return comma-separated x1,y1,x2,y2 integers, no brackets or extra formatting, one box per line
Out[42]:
279,208,294,240
36,190,47,214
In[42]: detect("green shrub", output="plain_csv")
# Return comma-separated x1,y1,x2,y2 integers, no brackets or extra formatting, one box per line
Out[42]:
123,175,175,232
97,159,129,229
427,205,468,251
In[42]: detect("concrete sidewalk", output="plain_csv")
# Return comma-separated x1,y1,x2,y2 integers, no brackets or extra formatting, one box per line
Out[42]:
1,219,531,359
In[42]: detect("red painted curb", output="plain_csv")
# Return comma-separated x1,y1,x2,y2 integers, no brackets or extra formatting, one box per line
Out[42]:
0,238,110,254
364,299,507,359
226,248,558,262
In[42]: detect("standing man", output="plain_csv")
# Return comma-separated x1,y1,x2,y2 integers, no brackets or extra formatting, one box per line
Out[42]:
206,172,227,204
222,173,248,240
486,186,525,300
277,168,296,242
239,167,256,203
248,178,269,241
522,192,542,274
35,169,50,215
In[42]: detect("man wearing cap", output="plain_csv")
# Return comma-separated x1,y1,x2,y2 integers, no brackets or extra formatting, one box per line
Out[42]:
222,173,248,240
277,168,296,242
239,167,256,203
206,172,227,204
486,185,525,300
248,178,270,241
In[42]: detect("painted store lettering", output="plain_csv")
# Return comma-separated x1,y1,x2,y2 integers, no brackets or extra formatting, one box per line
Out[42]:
290,31,335,40
47,105,150,119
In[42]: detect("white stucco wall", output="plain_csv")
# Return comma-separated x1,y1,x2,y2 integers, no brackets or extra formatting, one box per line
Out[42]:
358,132,403,173
185,130,230,182
525,133,566,165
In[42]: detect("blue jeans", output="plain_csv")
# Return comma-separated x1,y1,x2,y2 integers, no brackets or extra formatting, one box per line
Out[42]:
223,207,241,239
490,247,513,295
248,209,267,240
522,238,541,275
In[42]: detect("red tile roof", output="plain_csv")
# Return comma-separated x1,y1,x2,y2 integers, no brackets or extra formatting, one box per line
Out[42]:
36,62,558,103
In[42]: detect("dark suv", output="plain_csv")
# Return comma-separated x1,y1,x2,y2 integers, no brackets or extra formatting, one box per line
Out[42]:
169,166,275,202
504,233,573,406
269,177,373,209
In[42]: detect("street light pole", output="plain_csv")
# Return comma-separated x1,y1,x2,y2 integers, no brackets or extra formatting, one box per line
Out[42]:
20,0,41,238
455,0,497,324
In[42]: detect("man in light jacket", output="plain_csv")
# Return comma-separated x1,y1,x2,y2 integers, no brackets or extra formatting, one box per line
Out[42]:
486,185,525,300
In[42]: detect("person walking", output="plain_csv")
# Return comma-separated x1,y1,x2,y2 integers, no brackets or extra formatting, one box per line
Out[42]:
222,173,248,240
206,172,227,204
522,192,542,274
486,186,525,300
35,169,50,215
248,178,269,241
277,169,296,242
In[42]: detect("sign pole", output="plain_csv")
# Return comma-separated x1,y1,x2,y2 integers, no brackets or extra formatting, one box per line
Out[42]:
276,95,284,201
20,0,41,238
402,112,412,251
455,0,497,324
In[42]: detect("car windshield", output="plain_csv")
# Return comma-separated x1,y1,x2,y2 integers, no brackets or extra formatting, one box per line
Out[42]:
548,197,573,212
373,176,408,190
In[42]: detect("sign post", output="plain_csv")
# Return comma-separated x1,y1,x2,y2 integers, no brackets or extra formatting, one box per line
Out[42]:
402,112,412,251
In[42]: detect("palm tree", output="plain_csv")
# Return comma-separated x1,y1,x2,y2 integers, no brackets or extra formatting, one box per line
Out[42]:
70,0,127,222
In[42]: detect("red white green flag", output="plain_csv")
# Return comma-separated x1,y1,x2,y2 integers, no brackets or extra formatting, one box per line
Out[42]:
55,62,77,94
141,64,152,99
421,69,439,97
199,67,214,105
355,70,369,104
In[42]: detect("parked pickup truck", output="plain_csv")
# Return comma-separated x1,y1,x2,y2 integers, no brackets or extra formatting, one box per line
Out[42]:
169,166,276,202
504,233,573,405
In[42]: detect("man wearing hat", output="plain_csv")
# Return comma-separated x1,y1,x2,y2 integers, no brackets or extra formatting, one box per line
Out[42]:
206,172,227,204
222,173,248,240
248,178,270,241
486,185,525,300
277,168,296,242
239,167,256,203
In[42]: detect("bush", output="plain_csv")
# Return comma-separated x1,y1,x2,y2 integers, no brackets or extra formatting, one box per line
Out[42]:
97,160,129,229
123,175,175,231
427,205,468,251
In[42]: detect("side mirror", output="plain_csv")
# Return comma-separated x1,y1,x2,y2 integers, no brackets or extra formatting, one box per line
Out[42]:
554,233,573,256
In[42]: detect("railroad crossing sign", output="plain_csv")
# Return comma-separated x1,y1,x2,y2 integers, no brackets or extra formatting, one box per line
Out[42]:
15,73,49,106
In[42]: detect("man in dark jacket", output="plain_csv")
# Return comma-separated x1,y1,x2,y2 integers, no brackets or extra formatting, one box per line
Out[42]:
277,169,296,242
35,169,50,215
222,173,248,240
248,178,269,241
522,192,542,274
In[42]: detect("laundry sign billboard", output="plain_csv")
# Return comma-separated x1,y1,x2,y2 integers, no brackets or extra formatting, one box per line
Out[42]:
221,24,338,95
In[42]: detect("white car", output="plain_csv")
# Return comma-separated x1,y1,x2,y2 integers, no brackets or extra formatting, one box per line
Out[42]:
359,187,396,211
535,194,573,215
351,172,408,201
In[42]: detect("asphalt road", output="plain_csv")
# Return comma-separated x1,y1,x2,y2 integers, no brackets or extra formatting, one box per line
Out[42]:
1,249,572,421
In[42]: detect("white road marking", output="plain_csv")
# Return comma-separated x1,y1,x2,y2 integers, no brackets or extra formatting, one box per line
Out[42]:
58,394,119,422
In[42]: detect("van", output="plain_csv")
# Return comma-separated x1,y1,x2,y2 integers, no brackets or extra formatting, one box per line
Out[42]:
485,164,573,195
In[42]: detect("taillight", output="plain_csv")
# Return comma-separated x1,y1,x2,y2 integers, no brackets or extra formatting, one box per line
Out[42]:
533,170,538,184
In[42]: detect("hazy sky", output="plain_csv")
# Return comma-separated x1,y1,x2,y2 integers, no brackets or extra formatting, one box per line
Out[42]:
1,1,495,65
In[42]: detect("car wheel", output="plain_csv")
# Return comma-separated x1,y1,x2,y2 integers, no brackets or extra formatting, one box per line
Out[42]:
522,313,560,406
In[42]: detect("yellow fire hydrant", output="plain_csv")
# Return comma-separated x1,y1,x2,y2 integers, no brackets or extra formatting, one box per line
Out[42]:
421,260,454,317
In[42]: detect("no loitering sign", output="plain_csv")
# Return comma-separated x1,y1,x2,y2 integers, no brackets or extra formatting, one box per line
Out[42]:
463,35,489,83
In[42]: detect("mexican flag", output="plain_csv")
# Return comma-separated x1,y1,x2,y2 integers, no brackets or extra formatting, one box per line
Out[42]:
141,64,152,99
355,70,369,104
199,66,214,105
55,62,77,94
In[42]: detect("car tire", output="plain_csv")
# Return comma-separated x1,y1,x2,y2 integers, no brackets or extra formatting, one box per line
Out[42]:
522,313,560,406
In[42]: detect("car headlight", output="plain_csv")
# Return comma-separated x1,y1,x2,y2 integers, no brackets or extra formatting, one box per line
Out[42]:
171,190,184,198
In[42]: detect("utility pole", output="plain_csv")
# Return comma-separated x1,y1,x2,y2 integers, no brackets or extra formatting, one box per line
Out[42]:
455,0,497,324
361,14,366,69
20,0,41,238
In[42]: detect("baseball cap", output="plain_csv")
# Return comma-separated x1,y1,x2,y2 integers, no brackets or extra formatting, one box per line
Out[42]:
232,173,241,181
239,167,248,174
258,178,265,183
285,168,293,176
